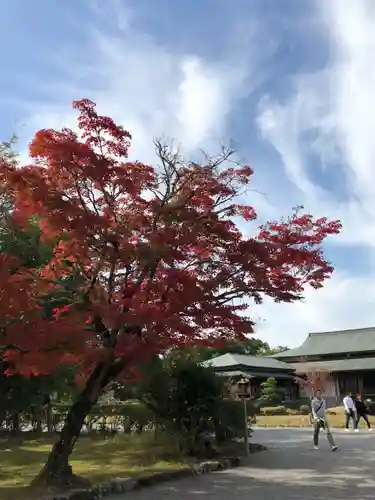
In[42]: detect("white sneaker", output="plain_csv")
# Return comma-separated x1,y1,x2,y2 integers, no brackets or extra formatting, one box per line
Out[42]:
369,428,373,432
331,445,338,452
314,446,319,450
345,428,350,432
354,429,359,433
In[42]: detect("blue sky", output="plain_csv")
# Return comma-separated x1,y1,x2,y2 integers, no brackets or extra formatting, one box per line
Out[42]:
2,0,375,347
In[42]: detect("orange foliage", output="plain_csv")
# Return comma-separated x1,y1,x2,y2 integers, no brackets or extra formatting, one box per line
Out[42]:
0,99,342,380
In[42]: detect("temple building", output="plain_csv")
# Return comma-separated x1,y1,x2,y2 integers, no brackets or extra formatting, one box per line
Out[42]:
273,327,375,400
204,353,298,400
206,327,375,404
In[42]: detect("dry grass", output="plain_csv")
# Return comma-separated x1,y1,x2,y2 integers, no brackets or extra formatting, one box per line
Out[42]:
256,406,375,429
0,433,189,500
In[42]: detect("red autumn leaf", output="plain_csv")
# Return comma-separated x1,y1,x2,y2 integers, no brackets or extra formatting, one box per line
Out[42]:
0,99,342,479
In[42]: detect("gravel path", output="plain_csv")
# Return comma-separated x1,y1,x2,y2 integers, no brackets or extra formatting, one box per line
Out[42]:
110,428,375,499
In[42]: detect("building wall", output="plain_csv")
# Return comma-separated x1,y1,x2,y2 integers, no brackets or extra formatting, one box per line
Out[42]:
325,377,338,397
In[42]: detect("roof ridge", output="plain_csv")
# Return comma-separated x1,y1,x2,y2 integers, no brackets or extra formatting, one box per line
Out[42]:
309,326,375,336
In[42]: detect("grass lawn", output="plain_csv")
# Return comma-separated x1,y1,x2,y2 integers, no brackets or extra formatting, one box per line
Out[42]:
0,433,191,500
256,407,375,429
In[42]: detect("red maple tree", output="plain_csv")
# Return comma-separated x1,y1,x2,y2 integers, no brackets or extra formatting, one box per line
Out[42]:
296,363,333,396
0,99,341,485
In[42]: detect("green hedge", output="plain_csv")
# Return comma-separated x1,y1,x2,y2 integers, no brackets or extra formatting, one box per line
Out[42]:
281,399,310,410
214,399,255,443
366,401,375,415
299,405,310,415
260,405,288,416
259,404,312,417
48,401,154,433
54,400,255,435
2,398,258,438
54,401,152,419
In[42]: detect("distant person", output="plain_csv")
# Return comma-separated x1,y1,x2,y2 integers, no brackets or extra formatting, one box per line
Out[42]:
311,389,338,451
343,392,356,431
354,394,372,432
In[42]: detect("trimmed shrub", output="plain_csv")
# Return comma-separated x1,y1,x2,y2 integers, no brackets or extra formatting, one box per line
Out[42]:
53,401,154,433
214,399,255,443
366,401,375,415
326,406,344,416
282,398,310,410
259,378,283,405
299,405,310,415
287,409,300,415
260,405,288,416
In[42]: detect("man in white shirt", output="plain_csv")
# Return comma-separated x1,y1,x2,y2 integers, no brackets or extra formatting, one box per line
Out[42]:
343,392,357,431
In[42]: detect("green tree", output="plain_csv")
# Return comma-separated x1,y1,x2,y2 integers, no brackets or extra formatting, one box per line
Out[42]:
0,146,78,426
259,345,289,356
185,338,274,362
138,357,223,455
259,377,283,404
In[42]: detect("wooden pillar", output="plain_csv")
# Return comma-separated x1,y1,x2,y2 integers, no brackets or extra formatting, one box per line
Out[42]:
334,375,341,402
248,379,253,397
357,373,363,394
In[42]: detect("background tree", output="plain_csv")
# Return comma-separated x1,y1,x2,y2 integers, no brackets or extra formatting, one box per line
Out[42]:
138,357,222,455
0,99,341,486
296,367,332,397
0,154,79,431
136,355,252,454
259,377,283,405
186,338,275,362
260,345,289,356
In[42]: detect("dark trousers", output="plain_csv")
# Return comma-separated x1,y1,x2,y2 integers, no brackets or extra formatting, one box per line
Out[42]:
313,418,335,447
345,410,356,429
355,413,371,429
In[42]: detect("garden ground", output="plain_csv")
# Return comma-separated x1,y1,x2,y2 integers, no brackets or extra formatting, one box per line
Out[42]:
113,428,375,500
0,433,191,500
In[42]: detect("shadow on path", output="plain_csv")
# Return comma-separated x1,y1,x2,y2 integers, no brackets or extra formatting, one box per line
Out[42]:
111,428,375,499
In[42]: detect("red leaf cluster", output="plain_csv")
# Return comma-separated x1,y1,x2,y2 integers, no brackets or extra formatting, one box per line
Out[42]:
295,362,332,395
0,99,342,378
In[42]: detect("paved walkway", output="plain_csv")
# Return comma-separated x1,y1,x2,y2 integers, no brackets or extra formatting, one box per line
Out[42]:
111,428,375,499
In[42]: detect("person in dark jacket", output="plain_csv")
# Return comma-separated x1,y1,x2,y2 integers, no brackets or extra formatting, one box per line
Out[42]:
355,393,372,432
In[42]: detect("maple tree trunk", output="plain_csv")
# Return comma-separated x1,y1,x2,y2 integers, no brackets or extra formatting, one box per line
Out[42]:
31,359,125,488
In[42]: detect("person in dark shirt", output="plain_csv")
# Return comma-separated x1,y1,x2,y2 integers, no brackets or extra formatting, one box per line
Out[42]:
355,393,372,432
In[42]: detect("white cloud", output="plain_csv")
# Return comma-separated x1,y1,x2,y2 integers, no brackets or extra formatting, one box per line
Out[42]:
254,0,375,347
175,56,243,151
255,271,375,347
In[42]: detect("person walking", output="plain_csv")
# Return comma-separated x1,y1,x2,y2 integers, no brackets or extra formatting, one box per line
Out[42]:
311,389,338,451
354,393,372,432
343,392,356,431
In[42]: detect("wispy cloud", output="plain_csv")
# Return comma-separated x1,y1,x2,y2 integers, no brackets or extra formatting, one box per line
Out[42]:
14,1,268,165
254,0,375,346
256,0,375,248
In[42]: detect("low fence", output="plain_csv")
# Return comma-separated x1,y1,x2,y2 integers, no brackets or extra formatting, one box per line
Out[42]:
0,401,155,434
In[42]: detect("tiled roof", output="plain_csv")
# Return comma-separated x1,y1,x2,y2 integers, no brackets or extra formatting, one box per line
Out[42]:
216,370,295,379
215,370,255,378
292,357,375,373
273,327,375,359
203,353,293,371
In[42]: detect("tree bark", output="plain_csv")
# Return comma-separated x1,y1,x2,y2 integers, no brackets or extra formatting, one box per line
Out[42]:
31,357,126,488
